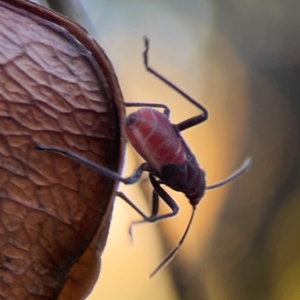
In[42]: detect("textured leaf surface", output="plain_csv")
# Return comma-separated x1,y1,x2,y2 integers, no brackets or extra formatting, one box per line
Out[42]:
0,1,125,299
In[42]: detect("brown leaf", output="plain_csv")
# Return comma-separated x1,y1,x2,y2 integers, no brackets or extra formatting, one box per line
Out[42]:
0,1,125,299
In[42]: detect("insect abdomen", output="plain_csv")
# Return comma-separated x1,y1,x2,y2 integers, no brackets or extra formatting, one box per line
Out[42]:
126,108,186,172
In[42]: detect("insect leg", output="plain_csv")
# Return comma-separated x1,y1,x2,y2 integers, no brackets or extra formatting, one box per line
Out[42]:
116,189,159,241
143,36,208,131
127,189,159,238
125,102,170,117
116,191,149,219
36,144,148,184
129,174,179,235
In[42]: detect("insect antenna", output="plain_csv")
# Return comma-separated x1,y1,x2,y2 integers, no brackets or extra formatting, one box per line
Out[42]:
150,157,251,277
206,157,252,190
150,206,197,278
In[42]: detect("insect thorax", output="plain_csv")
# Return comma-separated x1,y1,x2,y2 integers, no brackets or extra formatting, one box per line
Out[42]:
160,152,206,206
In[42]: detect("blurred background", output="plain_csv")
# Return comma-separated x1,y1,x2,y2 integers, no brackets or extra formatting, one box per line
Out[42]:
38,0,300,299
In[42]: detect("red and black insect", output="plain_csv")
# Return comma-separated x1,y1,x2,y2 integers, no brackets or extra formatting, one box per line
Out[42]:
37,37,251,277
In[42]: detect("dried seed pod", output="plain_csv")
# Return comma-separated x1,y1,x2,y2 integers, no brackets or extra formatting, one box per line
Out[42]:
0,1,125,299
